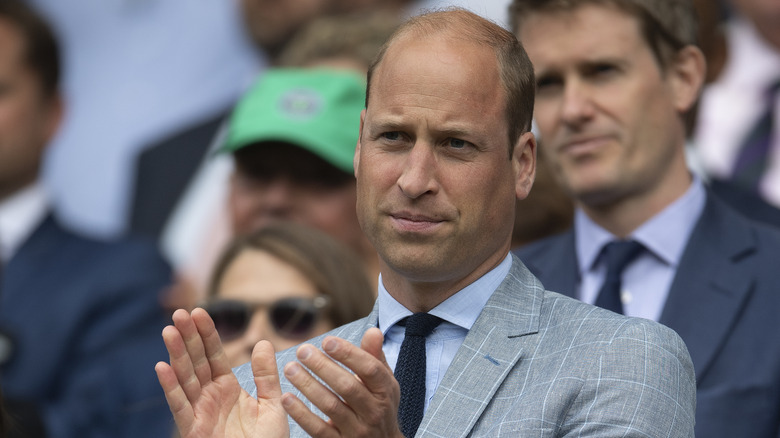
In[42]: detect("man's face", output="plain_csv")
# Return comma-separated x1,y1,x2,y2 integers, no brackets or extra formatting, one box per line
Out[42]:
0,18,61,200
519,5,690,209
355,34,535,291
240,0,332,56
229,145,364,256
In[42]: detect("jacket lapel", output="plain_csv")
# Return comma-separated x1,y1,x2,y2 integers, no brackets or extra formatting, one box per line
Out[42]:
659,195,756,380
418,256,543,437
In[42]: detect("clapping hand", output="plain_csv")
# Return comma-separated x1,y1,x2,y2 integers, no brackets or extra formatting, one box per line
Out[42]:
156,309,404,437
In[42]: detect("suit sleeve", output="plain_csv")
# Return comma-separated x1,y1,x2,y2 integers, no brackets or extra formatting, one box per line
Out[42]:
42,239,175,438
561,320,697,437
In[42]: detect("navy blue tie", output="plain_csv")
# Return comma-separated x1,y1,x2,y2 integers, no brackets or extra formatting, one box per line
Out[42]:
595,240,644,314
394,313,442,438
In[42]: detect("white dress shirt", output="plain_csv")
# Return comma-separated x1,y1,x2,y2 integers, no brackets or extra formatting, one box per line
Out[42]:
377,253,512,413
0,183,49,263
575,178,706,321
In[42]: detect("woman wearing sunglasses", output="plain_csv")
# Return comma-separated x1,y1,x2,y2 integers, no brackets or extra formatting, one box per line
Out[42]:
203,222,375,366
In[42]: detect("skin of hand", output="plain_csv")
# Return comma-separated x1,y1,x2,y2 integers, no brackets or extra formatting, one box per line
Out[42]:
280,328,404,438
156,309,403,437
155,308,289,438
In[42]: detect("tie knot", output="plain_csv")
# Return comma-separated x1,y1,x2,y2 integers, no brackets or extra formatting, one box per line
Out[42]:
402,313,443,337
602,240,643,280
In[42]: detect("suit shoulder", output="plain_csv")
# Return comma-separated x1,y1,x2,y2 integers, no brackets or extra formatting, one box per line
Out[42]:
514,231,569,259
542,290,689,353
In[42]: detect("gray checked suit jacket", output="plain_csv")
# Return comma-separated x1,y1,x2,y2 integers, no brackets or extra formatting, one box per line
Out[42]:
235,256,696,437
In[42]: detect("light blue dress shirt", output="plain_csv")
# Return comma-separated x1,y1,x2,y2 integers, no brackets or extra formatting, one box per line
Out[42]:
575,178,706,321
377,253,512,413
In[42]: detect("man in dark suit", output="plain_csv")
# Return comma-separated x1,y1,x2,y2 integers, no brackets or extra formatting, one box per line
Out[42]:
0,2,174,437
509,1,780,436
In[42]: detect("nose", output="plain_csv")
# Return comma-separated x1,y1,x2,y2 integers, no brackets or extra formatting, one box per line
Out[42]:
559,79,595,127
397,143,438,199
240,310,271,356
258,178,295,219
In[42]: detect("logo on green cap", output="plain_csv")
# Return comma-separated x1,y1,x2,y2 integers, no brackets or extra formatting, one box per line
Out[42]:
278,89,323,120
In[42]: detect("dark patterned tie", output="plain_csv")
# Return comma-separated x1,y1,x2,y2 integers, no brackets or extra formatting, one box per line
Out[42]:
594,240,644,314
394,313,443,438
731,81,780,193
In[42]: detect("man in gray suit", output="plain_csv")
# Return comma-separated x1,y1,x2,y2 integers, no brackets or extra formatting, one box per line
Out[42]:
155,8,696,437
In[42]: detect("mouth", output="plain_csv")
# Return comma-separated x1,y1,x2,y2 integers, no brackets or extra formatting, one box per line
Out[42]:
389,211,446,233
558,135,612,158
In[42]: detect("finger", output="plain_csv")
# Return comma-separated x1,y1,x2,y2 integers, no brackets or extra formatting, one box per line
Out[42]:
281,392,337,438
172,309,213,387
191,307,233,379
360,328,389,369
322,334,398,396
284,346,356,425
162,324,203,403
155,361,194,433
252,340,283,400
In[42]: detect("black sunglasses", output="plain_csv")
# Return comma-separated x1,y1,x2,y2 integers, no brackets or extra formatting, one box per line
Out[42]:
204,296,330,342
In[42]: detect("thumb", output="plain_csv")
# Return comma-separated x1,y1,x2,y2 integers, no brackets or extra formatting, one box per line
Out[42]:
360,327,388,368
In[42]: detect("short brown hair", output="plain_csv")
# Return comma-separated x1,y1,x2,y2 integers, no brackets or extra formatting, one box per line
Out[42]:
366,8,535,153
209,222,374,327
278,10,401,71
509,0,697,70
0,0,60,97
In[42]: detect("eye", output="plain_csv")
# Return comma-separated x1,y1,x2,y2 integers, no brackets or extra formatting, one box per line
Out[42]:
381,131,401,141
448,138,467,149
535,75,563,95
586,63,619,80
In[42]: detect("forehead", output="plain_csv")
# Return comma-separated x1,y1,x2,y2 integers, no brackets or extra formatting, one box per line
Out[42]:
519,5,649,69
369,33,504,117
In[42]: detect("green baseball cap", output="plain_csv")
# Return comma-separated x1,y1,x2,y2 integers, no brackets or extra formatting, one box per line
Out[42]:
222,68,366,174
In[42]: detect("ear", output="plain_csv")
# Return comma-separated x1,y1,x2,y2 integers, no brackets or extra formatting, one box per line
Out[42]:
513,131,537,201
354,109,366,179
668,45,706,113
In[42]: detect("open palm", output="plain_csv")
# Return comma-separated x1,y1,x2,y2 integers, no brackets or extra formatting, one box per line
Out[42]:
156,308,289,438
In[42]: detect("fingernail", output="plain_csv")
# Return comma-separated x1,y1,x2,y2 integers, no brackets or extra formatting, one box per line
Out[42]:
297,345,312,361
285,362,300,377
323,338,338,353
281,394,294,408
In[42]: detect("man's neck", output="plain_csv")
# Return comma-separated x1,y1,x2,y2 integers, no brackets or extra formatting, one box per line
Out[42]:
580,166,693,238
379,250,510,313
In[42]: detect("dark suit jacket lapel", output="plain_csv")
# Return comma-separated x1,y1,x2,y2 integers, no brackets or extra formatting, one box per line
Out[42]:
6,215,62,291
659,195,756,380
419,256,542,437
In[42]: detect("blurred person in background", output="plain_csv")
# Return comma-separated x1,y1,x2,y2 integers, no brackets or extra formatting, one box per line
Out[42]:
0,2,173,437
221,69,377,285
693,0,780,209
132,11,401,312
129,3,404,247
510,0,780,435
26,0,260,238
203,222,374,366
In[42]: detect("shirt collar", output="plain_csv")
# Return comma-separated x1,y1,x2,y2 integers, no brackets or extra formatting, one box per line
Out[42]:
377,253,513,335
575,177,706,274
0,182,49,262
